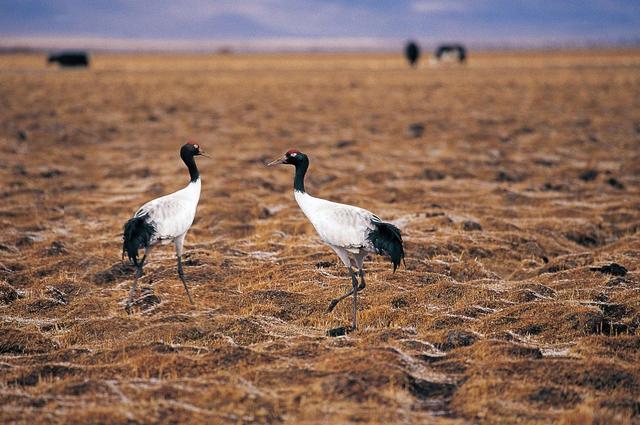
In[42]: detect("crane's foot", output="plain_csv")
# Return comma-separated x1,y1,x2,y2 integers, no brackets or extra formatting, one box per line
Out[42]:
179,275,195,305
326,298,339,313
325,281,365,313
177,256,195,305
124,289,161,313
125,265,143,314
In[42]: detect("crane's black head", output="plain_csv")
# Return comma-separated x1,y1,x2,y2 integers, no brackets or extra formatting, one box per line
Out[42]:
180,141,209,182
180,141,209,159
266,149,309,192
266,149,308,167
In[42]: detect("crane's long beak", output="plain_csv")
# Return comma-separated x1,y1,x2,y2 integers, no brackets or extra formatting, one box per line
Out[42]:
198,150,211,158
266,155,287,167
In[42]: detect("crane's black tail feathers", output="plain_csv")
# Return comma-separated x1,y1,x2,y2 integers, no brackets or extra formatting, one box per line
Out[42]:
368,221,405,272
122,215,155,266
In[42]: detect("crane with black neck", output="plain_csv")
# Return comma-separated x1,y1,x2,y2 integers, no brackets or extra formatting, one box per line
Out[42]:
122,141,208,312
267,149,404,335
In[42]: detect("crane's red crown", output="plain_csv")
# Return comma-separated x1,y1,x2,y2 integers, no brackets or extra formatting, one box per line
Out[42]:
186,140,200,149
286,149,301,156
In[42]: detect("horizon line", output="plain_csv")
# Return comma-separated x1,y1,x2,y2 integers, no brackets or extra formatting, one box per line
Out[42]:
2,35,639,53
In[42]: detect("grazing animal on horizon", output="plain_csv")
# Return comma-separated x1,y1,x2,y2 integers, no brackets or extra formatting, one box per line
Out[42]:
47,52,89,67
405,40,420,67
267,150,405,335
122,141,209,312
433,44,466,64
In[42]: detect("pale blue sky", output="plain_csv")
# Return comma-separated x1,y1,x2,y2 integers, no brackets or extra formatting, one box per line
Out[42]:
1,1,638,48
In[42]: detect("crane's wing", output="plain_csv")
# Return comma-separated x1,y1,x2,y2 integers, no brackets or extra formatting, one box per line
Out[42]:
309,202,378,251
135,195,196,241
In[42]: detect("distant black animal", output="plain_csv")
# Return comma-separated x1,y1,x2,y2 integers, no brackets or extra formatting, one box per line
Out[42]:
47,52,89,67
434,44,466,63
405,41,420,67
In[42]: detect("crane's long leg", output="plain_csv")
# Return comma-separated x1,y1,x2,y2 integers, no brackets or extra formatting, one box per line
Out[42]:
351,268,358,331
125,254,146,313
175,233,194,305
350,267,368,331
326,269,365,313
177,255,194,304
325,248,366,336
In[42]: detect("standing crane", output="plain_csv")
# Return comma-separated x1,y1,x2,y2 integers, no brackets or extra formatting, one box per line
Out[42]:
267,150,404,335
122,141,208,312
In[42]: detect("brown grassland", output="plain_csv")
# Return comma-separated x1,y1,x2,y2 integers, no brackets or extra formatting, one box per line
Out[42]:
0,50,639,424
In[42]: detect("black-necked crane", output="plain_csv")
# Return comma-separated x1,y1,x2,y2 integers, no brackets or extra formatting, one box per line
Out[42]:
122,141,208,312
267,150,405,334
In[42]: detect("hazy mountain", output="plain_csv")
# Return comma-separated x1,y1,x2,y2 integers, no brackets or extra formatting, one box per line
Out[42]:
1,0,638,50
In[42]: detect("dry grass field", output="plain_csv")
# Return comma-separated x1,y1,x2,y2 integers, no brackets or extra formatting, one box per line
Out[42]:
1,49,639,424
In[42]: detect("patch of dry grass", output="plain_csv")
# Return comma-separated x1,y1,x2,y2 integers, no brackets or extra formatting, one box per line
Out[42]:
1,50,639,424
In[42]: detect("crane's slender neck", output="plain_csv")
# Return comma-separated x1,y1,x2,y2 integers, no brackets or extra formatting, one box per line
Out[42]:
293,159,308,193
181,152,199,183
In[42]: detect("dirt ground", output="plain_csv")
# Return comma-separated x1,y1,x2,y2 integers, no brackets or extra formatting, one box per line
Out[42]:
0,50,639,424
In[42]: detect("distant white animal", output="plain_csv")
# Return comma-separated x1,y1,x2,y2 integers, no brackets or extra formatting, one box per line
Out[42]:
431,43,467,66
122,141,208,312
267,150,404,335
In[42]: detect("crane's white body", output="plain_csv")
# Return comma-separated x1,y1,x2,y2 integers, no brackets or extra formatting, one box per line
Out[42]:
134,178,201,254
268,150,404,332
294,190,379,268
